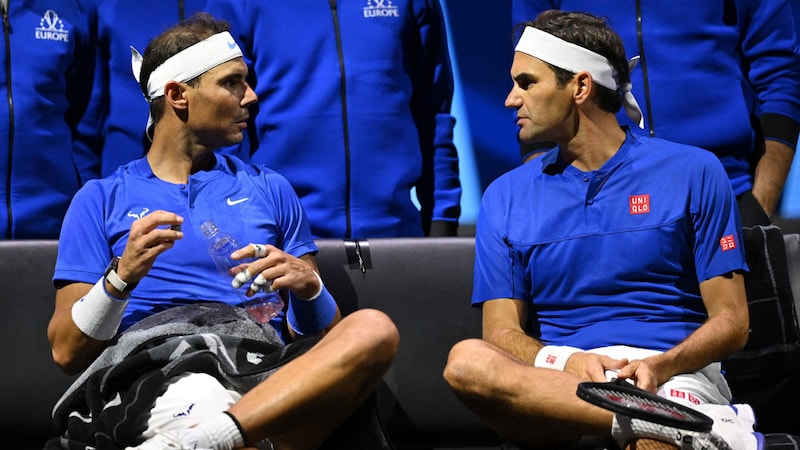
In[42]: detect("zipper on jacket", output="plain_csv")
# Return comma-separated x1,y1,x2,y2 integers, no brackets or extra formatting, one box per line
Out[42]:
178,0,185,20
634,0,655,137
328,0,353,238
2,4,13,239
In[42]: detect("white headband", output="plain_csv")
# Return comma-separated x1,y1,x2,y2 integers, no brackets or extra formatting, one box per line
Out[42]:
515,26,644,129
131,31,243,101
131,31,243,139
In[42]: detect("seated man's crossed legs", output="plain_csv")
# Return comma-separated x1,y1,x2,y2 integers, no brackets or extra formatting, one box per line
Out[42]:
137,309,399,450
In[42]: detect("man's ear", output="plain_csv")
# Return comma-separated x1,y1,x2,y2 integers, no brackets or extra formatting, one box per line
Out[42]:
164,81,188,110
573,71,593,104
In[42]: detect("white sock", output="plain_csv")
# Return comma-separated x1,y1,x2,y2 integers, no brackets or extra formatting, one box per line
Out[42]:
183,412,245,450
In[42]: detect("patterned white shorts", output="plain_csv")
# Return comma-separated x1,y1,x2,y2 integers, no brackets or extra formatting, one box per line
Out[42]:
590,345,733,408
142,372,242,439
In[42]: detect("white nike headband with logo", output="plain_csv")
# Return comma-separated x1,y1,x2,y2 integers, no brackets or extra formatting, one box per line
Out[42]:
515,26,644,129
130,31,244,138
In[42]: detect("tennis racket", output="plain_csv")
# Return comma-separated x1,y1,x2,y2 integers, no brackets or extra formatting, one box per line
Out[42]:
576,379,714,432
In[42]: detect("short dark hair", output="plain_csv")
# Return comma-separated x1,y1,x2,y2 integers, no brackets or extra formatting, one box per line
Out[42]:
515,10,630,114
139,13,232,125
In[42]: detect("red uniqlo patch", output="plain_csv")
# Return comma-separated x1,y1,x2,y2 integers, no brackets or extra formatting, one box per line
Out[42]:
629,194,650,215
720,234,736,252
546,354,557,365
670,389,686,399
669,389,701,405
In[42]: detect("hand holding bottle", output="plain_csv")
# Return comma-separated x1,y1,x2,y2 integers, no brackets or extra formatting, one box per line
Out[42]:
230,242,324,301
200,220,284,323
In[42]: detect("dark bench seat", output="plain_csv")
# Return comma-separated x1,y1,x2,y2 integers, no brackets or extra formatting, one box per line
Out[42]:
3,235,799,448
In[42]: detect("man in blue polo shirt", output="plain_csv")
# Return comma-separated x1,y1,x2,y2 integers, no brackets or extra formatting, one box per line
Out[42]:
46,13,398,450
443,10,759,450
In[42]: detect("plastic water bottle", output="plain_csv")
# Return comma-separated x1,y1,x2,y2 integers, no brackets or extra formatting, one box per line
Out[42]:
200,220,285,323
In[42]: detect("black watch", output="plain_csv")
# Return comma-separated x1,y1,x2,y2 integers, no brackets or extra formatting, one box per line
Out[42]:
104,256,138,293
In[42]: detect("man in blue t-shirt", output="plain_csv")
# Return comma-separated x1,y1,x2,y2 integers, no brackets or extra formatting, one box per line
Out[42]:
443,10,758,450
46,13,398,450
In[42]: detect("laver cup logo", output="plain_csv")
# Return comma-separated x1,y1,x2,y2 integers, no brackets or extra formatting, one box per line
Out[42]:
363,0,399,18
36,10,70,43
629,194,650,215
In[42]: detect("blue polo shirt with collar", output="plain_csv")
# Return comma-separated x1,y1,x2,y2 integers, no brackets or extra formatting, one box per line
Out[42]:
473,129,747,351
54,153,317,333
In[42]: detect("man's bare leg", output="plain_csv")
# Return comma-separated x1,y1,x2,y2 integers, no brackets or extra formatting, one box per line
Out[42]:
228,308,399,450
443,339,676,449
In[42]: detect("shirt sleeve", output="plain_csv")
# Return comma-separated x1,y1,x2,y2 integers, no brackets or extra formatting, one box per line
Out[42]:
472,180,527,306
53,181,113,287
691,153,748,282
261,170,318,258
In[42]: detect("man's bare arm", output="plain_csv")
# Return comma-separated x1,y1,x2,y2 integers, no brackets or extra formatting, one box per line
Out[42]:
619,271,749,391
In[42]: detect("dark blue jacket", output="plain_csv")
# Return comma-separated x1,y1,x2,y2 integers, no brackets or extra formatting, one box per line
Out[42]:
206,0,461,238
0,0,97,238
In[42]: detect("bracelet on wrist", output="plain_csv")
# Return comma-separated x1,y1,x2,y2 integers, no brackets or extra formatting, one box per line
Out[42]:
533,345,582,371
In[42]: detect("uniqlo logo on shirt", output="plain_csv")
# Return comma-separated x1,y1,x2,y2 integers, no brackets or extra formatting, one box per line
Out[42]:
720,234,737,252
546,354,557,365
629,194,650,215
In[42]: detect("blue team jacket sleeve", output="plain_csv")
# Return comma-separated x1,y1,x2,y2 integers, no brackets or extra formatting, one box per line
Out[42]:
76,39,108,185
69,0,102,185
740,0,800,147
411,0,461,231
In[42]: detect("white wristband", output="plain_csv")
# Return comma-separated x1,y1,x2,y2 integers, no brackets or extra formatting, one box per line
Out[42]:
533,345,582,371
71,278,129,341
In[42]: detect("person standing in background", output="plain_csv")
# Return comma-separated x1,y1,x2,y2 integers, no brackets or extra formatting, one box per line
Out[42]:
0,0,97,238
205,0,462,238
513,0,800,228
87,1,218,177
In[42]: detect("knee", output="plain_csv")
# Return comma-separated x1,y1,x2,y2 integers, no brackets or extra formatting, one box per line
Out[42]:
342,309,399,365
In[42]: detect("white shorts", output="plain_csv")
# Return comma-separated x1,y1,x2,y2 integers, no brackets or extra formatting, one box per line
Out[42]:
141,372,242,439
589,345,733,408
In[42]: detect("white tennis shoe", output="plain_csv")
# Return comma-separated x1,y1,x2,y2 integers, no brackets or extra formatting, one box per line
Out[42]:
694,404,764,450
126,428,208,449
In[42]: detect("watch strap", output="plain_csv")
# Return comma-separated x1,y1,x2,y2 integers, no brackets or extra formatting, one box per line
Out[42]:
105,268,130,293
105,256,137,293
